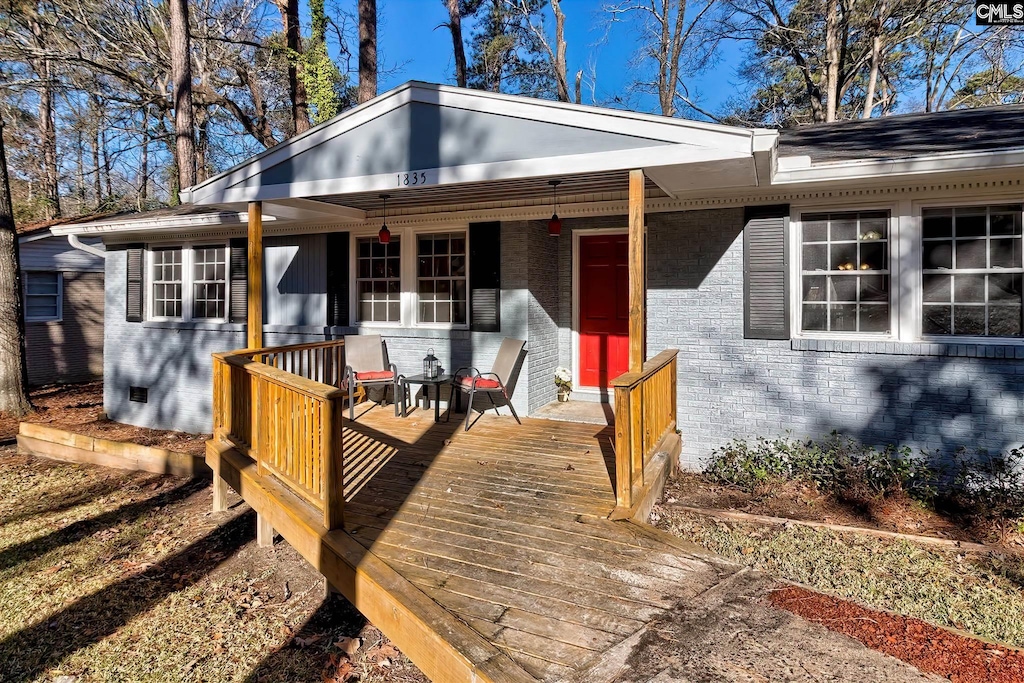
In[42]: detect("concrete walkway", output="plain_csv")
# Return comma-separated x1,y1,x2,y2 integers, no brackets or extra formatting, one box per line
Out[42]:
577,563,942,683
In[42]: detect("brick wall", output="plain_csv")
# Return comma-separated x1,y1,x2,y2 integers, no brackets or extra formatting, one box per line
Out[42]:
102,223,535,434
643,207,1024,469
26,271,104,386
101,208,1024,460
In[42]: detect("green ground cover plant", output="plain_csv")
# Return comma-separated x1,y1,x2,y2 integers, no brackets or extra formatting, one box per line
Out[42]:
703,433,1024,534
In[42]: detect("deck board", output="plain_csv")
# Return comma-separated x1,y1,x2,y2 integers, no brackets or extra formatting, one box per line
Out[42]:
329,409,720,681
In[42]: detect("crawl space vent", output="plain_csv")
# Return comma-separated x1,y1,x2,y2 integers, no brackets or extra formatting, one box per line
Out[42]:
128,386,148,403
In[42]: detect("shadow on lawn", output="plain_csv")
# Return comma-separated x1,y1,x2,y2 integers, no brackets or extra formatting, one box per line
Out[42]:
0,478,207,573
0,471,166,528
244,593,368,683
0,510,253,682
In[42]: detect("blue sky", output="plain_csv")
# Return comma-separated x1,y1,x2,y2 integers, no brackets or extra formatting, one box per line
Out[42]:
372,0,744,118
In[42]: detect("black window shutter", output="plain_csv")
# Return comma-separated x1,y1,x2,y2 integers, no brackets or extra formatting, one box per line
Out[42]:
229,238,247,324
326,232,350,327
125,244,144,322
743,205,790,340
469,222,501,332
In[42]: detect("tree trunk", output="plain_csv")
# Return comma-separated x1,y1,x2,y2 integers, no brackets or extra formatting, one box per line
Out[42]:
275,0,310,135
170,0,196,190
38,62,60,219
445,0,468,88
551,0,569,102
0,118,33,417
823,0,840,122
196,115,209,183
102,128,113,200
357,0,378,104
574,69,582,104
75,128,86,209
139,106,149,206
29,16,60,220
92,118,102,209
862,1,886,119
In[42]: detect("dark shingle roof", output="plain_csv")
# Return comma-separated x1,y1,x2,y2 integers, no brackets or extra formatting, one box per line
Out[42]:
778,104,1024,163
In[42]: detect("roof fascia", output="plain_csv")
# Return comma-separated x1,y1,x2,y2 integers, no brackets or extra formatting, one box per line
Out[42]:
196,144,752,205
773,147,1024,185
50,211,275,236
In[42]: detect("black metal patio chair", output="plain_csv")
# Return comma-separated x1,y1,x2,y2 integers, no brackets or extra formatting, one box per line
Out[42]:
451,337,525,431
343,334,400,420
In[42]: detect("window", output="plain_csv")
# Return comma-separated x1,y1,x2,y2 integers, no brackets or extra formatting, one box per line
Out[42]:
356,236,401,323
23,272,61,322
151,247,183,319
800,211,890,333
418,232,467,325
148,244,230,322
191,245,227,320
921,205,1023,337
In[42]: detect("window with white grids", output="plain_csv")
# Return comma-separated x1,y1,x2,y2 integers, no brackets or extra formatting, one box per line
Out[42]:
356,236,401,323
921,205,1023,337
800,211,891,333
417,232,467,325
191,245,227,320
151,247,183,319
23,272,61,321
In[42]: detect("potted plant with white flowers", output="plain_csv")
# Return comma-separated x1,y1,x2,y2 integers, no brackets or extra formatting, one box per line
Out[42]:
554,367,573,402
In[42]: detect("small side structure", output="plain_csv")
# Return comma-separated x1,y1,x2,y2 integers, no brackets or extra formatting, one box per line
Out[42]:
18,225,105,386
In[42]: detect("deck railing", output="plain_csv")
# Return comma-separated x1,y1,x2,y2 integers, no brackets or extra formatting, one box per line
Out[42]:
212,339,348,529
610,349,679,511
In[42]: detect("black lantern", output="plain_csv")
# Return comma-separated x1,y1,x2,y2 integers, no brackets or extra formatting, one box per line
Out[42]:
423,348,440,379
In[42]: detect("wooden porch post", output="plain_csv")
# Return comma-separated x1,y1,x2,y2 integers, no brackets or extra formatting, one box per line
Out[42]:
247,201,263,349
628,169,646,373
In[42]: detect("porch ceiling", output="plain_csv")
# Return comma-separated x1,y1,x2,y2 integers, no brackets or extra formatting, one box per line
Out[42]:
311,169,667,214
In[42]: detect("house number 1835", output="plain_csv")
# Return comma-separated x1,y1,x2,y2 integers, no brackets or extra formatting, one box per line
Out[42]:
397,172,428,187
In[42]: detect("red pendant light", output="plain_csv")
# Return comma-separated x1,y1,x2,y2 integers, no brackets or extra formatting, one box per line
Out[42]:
547,179,562,237
378,194,391,244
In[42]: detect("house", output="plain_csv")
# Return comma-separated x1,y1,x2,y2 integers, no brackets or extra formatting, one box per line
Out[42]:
18,225,105,386
44,83,1024,683
50,83,1024,463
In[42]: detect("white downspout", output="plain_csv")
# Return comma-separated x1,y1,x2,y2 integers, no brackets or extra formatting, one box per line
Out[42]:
66,234,107,259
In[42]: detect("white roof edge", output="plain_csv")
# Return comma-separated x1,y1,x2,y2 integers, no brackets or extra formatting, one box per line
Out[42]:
772,147,1024,184
50,211,271,236
181,81,764,204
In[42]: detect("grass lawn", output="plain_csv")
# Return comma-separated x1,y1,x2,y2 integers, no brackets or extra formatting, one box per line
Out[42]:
0,446,426,683
654,502,1024,649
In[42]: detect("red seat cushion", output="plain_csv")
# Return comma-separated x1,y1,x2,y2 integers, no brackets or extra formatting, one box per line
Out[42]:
355,370,394,381
459,375,501,389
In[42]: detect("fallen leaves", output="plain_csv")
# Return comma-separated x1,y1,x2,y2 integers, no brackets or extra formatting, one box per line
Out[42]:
335,636,361,657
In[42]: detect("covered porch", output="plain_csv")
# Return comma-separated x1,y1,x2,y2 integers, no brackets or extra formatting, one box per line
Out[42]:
208,343,710,682
198,82,772,681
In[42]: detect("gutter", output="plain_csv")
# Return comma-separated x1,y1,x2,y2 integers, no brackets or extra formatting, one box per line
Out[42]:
66,234,107,259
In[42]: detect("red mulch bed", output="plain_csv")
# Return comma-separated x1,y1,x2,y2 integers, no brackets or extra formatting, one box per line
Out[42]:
770,586,1024,683
0,382,209,456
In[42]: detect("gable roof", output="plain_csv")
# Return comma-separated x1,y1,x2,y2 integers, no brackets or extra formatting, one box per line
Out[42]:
779,104,1024,163
182,81,772,205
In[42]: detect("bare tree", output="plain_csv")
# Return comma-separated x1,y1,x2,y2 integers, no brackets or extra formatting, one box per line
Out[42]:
0,116,32,417
357,0,377,103
605,0,719,118
26,9,60,218
512,0,570,101
170,0,196,189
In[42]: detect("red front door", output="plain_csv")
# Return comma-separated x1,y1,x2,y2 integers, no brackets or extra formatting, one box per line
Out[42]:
578,234,629,388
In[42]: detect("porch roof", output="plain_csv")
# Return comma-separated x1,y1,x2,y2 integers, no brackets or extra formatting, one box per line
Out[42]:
180,81,775,208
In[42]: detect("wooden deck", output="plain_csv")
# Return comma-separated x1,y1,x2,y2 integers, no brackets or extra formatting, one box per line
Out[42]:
211,402,728,682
